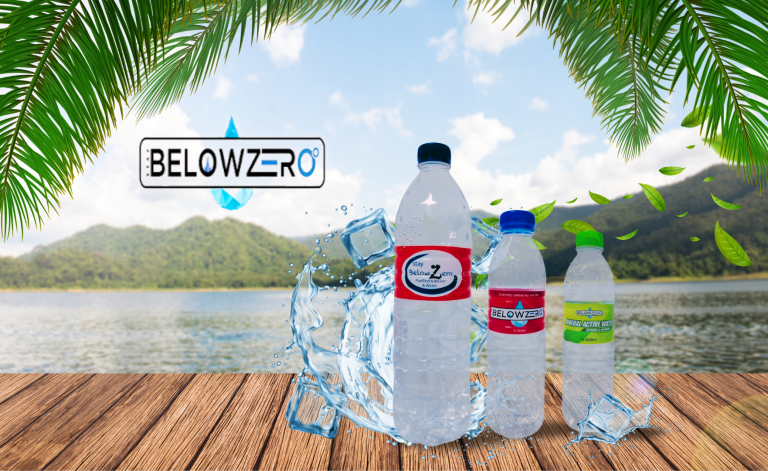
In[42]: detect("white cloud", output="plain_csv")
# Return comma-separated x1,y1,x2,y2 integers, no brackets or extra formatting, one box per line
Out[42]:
409,81,432,94
260,24,306,67
428,28,457,62
213,76,231,99
0,106,366,257
445,112,724,210
402,0,419,5
344,105,412,137
247,72,260,82
328,90,348,107
462,0,537,55
529,97,548,110
472,72,498,86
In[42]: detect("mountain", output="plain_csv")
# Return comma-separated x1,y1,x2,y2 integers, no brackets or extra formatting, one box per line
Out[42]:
1,217,366,289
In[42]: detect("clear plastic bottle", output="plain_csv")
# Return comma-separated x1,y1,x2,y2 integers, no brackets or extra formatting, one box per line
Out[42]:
562,230,615,430
393,142,472,446
486,210,546,438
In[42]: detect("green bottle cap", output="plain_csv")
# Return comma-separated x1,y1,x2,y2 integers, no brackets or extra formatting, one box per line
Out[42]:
576,230,603,248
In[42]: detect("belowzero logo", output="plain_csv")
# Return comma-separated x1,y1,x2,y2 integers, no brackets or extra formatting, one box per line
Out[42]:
402,250,462,296
140,138,324,188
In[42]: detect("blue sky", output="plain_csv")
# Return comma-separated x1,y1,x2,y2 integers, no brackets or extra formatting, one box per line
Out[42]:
1,1,725,256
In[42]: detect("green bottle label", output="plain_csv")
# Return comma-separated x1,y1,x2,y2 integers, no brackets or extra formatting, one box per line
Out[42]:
563,302,614,344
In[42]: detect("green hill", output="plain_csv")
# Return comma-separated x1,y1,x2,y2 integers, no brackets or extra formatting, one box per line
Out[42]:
0,217,368,289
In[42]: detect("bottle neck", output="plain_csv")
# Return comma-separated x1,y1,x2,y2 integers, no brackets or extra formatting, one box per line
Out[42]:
417,161,451,171
576,246,604,253
503,231,533,238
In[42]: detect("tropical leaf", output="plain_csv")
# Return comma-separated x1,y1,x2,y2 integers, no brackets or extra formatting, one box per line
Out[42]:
714,221,752,266
659,167,685,176
561,220,596,234
616,229,638,240
475,273,488,289
680,106,710,128
711,194,743,210
623,194,634,199
533,238,547,250
566,198,577,204
703,177,715,182
529,200,555,223
690,237,700,242
686,145,695,149
638,183,665,212
470,331,477,342
677,212,688,218
589,191,611,205
482,217,500,227
490,198,503,206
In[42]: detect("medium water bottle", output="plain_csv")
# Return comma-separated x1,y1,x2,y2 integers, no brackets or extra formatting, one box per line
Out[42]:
486,210,546,438
393,143,472,446
562,230,615,430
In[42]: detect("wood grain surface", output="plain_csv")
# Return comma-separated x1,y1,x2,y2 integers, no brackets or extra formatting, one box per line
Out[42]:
0,373,765,471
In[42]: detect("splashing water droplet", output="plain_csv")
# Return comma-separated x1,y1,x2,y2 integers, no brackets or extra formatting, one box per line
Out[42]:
341,205,348,211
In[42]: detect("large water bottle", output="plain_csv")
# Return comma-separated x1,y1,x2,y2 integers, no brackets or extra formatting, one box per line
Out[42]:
562,230,615,430
486,210,546,438
393,143,472,446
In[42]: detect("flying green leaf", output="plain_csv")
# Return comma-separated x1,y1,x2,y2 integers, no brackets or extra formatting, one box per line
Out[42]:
686,145,695,149
690,237,700,242
482,217,500,227
470,331,477,343
530,200,556,223
703,177,715,182
677,212,688,218
714,221,752,266
561,220,596,234
533,238,547,250
623,194,634,199
681,106,711,128
475,273,488,289
589,191,611,205
659,167,686,176
490,198,503,206
566,198,577,204
638,183,665,212
616,229,638,240
711,194,743,210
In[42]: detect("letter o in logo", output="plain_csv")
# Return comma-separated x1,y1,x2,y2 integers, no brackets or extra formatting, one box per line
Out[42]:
298,148,317,177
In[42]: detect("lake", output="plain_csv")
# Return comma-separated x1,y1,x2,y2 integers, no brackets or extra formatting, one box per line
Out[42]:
0,279,766,374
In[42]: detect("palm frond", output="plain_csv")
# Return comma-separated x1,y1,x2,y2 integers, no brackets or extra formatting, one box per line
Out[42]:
0,0,189,240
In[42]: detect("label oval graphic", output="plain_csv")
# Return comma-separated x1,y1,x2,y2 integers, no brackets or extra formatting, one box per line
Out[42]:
402,251,462,297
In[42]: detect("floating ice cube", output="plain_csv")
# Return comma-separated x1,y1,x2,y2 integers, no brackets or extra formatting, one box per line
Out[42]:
567,394,655,450
286,373,342,439
341,208,395,269
471,217,503,275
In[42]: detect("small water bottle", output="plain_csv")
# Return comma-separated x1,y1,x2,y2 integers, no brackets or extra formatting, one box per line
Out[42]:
486,210,546,438
562,230,615,430
393,143,472,446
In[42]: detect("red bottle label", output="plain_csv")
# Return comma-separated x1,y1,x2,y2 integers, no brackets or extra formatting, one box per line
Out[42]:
394,246,472,301
488,289,545,334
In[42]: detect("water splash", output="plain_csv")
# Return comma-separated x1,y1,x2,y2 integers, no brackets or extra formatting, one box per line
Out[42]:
566,393,655,452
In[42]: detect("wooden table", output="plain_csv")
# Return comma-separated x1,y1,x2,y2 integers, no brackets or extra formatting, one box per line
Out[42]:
0,373,767,470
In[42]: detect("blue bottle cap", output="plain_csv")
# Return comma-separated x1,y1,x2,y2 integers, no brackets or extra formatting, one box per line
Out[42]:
499,210,535,234
417,143,451,165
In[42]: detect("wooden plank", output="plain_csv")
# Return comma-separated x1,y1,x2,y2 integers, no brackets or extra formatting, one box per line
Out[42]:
399,440,467,470
0,374,142,470
613,374,745,471
690,374,768,433
0,374,91,448
458,374,540,471
329,401,400,471
740,373,768,394
643,373,768,471
190,374,293,471
529,374,613,471
256,377,334,471
46,374,194,471
117,374,245,471
0,374,44,405
545,374,671,471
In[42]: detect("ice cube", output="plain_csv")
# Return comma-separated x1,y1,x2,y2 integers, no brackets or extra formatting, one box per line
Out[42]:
286,373,342,439
341,208,395,269
471,217,502,275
